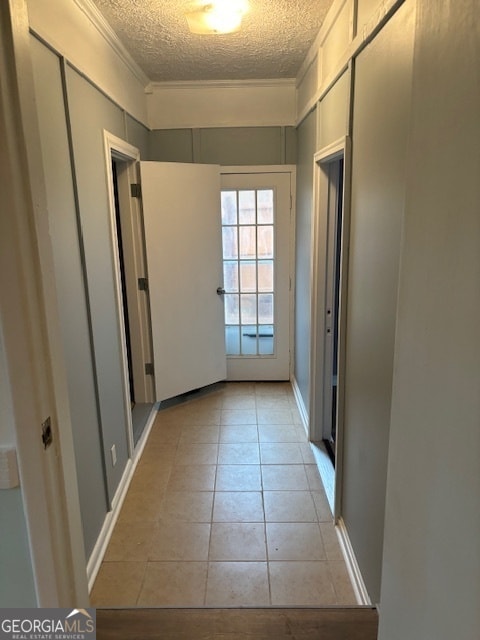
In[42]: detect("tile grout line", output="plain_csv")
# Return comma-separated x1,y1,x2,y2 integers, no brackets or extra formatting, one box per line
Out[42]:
203,414,221,607
134,558,149,607
256,409,275,606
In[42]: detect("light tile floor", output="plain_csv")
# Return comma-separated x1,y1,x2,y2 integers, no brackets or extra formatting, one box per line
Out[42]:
91,382,357,607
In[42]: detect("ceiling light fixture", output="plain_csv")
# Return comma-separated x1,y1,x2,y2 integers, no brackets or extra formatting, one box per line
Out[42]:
185,0,249,35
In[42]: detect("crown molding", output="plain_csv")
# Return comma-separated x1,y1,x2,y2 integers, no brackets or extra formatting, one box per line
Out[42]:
146,78,296,93
72,0,150,86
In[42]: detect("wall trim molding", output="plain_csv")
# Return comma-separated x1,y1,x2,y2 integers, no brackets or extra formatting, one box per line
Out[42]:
86,405,158,590
72,0,150,86
296,0,407,126
296,0,348,87
336,517,372,606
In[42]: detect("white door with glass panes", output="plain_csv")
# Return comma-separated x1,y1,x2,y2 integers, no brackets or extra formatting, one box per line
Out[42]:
220,171,292,380
140,163,292,401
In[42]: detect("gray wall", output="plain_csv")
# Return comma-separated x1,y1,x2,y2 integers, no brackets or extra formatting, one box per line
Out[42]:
30,35,152,559
294,70,350,415
149,128,193,162
149,126,296,165
0,488,37,605
294,0,416,605
293,110,317,409
65,66,130,501
126,114,150,159
30,37,108,559
379,1,480,638
342,1,415,603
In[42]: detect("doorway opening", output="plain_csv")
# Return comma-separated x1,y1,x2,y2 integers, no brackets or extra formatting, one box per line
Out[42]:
323,158,344,465
309,138,351,519
104,132,156,451
112,159,135,409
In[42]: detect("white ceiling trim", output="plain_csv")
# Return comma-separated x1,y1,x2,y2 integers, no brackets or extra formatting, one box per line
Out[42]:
72,0,150,86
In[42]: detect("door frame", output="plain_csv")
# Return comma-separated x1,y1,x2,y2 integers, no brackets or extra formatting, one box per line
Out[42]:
309,138,351,519
103,131,154,457
221,165,296,380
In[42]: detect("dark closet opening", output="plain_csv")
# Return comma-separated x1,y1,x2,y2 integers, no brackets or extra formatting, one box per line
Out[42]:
112,159,135,408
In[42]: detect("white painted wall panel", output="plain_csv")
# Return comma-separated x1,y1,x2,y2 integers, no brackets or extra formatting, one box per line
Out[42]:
318,70,350,149
321,1,351,80
356,0,382,34
296,57,319,118
146,81,296,129
26,0,148,125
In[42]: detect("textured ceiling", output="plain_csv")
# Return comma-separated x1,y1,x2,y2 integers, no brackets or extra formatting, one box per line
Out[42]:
91,0,335,82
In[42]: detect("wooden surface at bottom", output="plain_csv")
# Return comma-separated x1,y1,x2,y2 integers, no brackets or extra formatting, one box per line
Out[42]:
97,607,378,639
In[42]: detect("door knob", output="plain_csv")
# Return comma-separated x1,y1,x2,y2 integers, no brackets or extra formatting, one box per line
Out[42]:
217,287,225,295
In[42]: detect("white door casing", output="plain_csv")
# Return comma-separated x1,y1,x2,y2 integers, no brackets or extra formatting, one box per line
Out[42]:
309,137,352,520
140,161,227,401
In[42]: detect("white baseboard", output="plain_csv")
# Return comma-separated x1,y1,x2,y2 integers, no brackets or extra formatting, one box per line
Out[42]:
290,378,369,608
86,459,133,591
335,516,372,605
86,404,158,591
290,376,309,435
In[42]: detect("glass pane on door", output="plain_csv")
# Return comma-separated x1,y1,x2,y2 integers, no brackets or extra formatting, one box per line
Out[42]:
221,188,275,357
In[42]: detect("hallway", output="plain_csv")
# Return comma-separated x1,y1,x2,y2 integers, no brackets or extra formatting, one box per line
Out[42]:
91,382,356,607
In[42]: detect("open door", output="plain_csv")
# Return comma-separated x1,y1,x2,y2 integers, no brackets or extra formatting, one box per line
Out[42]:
140,162,227,401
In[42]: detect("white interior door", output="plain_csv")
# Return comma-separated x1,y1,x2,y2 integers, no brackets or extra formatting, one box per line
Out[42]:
220,170,292,380
140,161,226,401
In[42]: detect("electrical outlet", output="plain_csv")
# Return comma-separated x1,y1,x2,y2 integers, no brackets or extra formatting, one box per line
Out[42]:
110,444,117,467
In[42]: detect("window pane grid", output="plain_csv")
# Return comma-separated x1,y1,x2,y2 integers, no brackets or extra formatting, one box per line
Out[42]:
222,188,275,356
